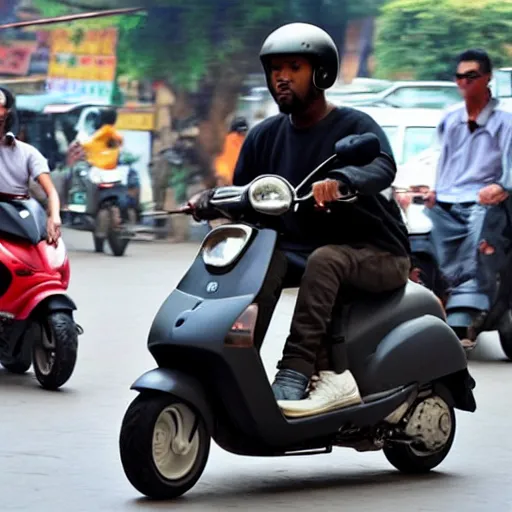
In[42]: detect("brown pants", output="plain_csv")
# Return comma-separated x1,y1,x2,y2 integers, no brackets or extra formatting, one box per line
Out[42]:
253,245,411,378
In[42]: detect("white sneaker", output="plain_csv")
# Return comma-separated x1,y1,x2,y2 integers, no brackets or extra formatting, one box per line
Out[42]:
277,370,362,418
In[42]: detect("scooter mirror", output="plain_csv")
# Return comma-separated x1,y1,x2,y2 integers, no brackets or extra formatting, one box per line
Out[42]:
334,133,381,167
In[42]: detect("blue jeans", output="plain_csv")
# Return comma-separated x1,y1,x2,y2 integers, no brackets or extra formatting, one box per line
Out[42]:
425,202,509,312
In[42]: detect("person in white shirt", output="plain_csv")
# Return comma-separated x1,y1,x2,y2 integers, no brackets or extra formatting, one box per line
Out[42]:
0,87,61,245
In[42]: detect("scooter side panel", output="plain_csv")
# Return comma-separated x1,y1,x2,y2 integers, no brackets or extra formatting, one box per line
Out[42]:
356,315,468,396
148,290,254,350
214,349,420,449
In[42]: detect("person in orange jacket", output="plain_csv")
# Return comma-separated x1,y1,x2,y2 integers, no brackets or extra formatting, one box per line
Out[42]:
214,117,248,186
81,108,123,170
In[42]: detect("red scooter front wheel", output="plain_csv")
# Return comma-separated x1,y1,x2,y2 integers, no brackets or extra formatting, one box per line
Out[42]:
32,311,78,390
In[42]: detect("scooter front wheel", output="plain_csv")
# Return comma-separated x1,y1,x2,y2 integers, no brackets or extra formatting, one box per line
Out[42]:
33,311,78,390
119,393,210,500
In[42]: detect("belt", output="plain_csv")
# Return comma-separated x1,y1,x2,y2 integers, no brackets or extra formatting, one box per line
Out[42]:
437,201,476,211
0,192,30,201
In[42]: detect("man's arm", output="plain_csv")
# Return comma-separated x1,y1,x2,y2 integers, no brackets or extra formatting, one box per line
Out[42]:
28,147,60,220
328,113,397,195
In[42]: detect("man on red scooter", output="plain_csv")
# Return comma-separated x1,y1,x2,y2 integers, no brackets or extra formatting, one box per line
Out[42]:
0,87,61,245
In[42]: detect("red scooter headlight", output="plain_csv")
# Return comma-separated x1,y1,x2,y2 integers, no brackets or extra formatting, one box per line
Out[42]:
44,239,67,269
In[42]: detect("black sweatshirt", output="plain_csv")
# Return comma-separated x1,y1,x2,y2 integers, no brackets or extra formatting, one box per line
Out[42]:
232,107,410,257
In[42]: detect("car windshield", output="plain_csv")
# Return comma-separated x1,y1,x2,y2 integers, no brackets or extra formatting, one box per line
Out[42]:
384,86,461,109
381,126,400,160
381,125,437,165
495,70,512,98
403,127,437,163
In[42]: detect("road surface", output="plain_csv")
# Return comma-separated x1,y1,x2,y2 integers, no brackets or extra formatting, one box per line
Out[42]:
1,229,511,511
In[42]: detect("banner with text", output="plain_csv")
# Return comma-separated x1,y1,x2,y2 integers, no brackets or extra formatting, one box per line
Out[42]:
46,28,118,102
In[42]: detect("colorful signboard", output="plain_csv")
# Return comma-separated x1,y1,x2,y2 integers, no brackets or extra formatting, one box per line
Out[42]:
0,41,37,75
46,28,117,102
116,111,155,131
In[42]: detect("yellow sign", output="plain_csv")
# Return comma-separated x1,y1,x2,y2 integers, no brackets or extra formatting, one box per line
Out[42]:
116,111,155,131
48,54,116,82
49,28,117,56
47,29,118,86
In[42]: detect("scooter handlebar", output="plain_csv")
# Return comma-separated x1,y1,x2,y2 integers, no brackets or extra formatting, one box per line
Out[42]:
167,205,193,215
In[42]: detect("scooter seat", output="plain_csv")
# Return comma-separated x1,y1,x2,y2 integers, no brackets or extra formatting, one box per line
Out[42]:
0,198,47,244
331,280,444,365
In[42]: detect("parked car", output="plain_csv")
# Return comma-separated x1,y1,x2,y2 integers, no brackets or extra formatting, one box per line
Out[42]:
337,81,461,110
356,106,443,168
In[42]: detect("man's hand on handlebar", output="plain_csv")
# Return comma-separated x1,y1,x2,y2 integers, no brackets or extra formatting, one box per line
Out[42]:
187,188,217,222
312,178,348,209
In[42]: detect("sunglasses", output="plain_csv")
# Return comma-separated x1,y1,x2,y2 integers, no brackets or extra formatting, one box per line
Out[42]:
455,71,483,82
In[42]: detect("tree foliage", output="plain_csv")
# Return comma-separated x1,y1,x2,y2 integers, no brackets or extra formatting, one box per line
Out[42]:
33,0,385,92
374,0,512,80
31,0,387,163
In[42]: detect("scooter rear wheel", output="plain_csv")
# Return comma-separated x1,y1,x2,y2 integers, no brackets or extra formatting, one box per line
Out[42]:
107,206,129,257
498,329,512,360
119,393,210,500
383,397,456,474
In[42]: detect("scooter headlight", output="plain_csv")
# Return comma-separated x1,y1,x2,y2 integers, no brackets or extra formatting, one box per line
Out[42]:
201,224,253,268
45,238,67,269
248,176,293,215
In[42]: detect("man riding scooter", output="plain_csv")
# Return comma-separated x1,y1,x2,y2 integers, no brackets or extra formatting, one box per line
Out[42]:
424,49,512,350
0,87,61,244
80,108,123,170
191,22,411,418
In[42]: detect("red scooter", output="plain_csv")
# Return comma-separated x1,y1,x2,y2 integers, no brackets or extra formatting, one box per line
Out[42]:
0,194,80,390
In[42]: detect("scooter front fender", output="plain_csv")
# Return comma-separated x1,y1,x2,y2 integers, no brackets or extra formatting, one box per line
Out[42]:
131,368,214,433
17,290,76,320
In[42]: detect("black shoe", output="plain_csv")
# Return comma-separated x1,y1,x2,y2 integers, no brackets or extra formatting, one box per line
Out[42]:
271,369,309,401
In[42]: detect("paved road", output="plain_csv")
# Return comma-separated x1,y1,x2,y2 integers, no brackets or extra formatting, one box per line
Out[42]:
1,229,511,511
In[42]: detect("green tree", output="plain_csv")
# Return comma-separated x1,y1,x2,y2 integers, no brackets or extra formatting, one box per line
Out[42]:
374,0,512,80
33,0,383,173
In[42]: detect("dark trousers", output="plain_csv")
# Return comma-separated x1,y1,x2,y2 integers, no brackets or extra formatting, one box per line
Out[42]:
253,245,411,379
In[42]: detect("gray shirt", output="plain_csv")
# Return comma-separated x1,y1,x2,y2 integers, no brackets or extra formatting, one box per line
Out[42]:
434,98,512,203
0,137,50,195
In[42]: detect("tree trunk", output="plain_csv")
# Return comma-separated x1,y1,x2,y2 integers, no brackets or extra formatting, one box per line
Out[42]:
194,63,248,185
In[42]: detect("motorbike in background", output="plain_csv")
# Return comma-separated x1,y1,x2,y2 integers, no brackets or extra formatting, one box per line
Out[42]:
396,186,512,359
53,143,142,257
